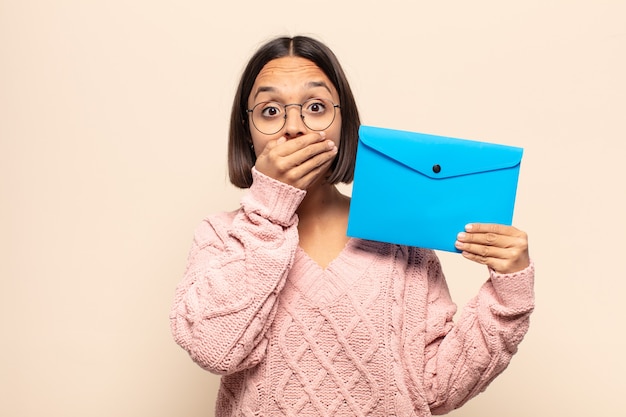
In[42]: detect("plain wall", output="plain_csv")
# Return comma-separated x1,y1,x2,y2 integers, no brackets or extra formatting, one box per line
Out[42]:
1,0,625,416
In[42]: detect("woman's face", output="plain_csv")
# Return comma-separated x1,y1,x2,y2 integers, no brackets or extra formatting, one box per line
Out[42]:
247,56,342,156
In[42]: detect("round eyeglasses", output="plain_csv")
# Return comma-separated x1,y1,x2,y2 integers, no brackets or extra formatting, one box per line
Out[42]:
246,98,340,135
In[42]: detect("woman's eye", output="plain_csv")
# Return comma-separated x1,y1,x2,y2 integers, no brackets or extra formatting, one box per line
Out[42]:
261,105,282,118
306,100,327,114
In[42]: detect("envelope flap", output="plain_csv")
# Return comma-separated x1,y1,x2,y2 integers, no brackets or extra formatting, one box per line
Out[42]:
358,125,523,179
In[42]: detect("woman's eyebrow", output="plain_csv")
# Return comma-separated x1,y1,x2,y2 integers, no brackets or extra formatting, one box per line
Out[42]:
252,86,277,100
306,81,333,94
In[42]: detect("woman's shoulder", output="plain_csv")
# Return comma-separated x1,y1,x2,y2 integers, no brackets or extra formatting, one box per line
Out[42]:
196,208,240,227
191,209,241,246
208,208,240,223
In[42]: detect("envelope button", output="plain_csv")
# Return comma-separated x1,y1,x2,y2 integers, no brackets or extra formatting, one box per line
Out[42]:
432,164,441,173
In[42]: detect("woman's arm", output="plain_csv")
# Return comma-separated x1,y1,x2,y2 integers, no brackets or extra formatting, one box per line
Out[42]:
428,258,534,414
405,250,535,414
170,168,306,375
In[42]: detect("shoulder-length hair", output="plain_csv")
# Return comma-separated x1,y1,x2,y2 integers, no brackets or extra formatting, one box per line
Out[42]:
228,35,361,188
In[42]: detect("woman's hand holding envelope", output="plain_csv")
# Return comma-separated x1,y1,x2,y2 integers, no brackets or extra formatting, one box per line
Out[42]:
454,223,530,274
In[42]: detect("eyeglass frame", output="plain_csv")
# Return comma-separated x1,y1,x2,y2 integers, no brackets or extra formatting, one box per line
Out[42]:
246,98,341,135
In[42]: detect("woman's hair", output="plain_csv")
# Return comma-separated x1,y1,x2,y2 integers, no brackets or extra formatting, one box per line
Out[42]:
228,35,361,188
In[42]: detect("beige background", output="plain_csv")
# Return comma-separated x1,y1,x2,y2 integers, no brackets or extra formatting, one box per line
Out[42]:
1,0,625,416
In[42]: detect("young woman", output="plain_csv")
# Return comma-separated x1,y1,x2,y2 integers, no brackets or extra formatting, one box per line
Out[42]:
170,35,534,417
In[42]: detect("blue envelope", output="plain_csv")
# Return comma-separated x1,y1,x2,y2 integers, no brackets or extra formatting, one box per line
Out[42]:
347,125,524,252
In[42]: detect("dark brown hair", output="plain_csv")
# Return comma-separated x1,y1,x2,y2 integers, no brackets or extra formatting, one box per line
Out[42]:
227,35,361,188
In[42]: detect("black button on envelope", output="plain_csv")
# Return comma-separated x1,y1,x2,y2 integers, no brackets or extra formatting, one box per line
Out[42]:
347,125,524,253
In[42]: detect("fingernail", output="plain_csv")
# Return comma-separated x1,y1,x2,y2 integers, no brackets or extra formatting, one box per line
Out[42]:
457,232,466,240
319,131,326,139
465,224,474,231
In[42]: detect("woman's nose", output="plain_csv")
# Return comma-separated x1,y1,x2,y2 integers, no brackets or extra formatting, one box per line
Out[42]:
283,105,306,138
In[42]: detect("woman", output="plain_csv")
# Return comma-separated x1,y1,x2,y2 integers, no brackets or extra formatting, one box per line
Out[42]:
170,35,534,416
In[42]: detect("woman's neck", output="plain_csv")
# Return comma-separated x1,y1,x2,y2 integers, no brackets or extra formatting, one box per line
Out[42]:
296,182,352,268
296,182,347,220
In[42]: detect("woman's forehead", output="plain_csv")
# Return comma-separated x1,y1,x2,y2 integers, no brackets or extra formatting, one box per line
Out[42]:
254,57,332,90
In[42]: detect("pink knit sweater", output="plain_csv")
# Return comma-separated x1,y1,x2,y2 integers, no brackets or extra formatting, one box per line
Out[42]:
170,168,535,417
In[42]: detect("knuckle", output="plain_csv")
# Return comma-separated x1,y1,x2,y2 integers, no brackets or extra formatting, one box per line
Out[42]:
302,145,317,158
265,144,278,155
274,159,290,173
485,232,498,244
515,235,528,251
296,137,311,149
519,231,529,244
266,151,279,165
506,246,520,259
285,170,300,182
312,153,330,168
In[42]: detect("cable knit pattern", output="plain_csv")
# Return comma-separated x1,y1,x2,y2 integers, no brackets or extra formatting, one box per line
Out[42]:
170,168,535,417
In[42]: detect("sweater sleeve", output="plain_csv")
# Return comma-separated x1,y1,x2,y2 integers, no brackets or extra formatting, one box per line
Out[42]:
420,252,535,414
170,168,306,375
